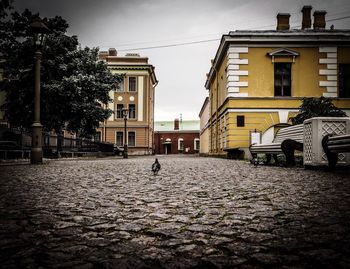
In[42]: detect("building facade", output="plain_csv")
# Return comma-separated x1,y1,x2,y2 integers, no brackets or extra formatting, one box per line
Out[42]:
199,97,210,155
205,6,350,158
154,119,200,154
98,49,158,155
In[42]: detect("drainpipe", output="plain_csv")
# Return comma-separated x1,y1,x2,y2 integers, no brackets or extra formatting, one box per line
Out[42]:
212,63,219,154
151,72,158,155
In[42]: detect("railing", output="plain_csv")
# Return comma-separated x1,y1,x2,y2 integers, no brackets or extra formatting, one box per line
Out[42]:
0,124,114,159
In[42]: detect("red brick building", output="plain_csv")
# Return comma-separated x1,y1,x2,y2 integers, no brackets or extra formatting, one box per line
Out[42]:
154,119,200,154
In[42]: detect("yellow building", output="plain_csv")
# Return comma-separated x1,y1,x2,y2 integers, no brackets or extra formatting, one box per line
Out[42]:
98,49,158,155
205,6,350,158
199,97,210,155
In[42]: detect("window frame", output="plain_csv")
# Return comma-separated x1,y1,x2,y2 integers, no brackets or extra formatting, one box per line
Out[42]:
128,104,136,119
128,131,136,147
93,131,101,142
115,78,124,92
128,76,137,92
115,104,124,119
194,138,200,151
178,138,184,151
274,62,292,97
237,115,245,127
116,131,124,146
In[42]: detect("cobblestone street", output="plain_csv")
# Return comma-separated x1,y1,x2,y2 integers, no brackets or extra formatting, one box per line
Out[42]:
0,155,350,269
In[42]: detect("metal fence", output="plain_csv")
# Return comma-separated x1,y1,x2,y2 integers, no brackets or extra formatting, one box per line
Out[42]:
0,123,114,159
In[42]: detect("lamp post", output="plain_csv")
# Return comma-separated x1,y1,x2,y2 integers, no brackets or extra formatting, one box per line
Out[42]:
122,107,128,158
29,17,50,164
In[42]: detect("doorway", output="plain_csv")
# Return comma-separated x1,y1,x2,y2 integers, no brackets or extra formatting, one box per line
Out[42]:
164,143,171,154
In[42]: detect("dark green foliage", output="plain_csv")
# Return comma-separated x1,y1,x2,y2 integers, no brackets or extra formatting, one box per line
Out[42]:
292,96,347,125
0,4,121,137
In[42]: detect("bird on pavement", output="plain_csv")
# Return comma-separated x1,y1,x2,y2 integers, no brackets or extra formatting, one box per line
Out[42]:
152,158,161,175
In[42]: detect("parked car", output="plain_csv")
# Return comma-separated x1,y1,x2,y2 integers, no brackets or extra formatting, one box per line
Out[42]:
113,144,124,156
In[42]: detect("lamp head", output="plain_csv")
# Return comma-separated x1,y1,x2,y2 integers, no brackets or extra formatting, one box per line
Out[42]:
29,17,51,48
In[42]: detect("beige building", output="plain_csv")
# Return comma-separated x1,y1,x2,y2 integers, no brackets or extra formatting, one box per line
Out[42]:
98,49,158,155
199,97,210,155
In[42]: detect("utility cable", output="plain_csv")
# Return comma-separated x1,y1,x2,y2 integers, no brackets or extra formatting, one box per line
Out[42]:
113,14,350,52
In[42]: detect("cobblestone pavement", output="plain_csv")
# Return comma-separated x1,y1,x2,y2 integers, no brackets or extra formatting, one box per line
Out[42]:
0,155,350,269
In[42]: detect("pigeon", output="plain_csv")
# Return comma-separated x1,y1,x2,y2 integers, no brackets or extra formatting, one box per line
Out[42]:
152,158,161,175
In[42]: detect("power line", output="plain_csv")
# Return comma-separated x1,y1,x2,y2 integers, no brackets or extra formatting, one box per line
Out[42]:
327,15,350,22
117,38,221,51
114,14,350,52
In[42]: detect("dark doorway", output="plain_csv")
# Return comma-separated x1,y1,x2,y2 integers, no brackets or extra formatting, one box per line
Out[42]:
339,64,350,98
164,144,171,154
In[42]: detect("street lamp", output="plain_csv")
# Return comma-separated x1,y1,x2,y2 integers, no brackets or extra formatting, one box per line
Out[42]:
122,107,128,158
28,17,50,164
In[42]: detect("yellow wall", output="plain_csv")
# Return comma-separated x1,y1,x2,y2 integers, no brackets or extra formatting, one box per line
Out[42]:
200,128,209,154
227,98,302,109
225,112,280,148
240,47,324,97
209,57,228,114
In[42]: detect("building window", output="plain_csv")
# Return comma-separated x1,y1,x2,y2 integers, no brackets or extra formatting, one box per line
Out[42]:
237,115,245,127
274,63,291,96
116,132,123,146
116,104,124,119
128,77,137,92
194,138,200,151
128,131,135,146
178,138,184,151
129,104,136,119
116,79,124,92
93,131,101,142
339,64,350,98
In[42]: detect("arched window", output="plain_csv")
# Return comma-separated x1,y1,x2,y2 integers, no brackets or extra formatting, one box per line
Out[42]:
178,138,184,151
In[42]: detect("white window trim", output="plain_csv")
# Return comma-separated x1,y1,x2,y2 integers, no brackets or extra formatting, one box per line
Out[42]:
194,138,200,151
128,104,136,119
127,131,136,147
128,76,137,92
115,131,124,146
115,104,124,119
116,78,124,92
178,138,184,151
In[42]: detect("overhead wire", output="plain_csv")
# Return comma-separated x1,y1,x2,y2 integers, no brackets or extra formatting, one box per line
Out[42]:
108,13,350,52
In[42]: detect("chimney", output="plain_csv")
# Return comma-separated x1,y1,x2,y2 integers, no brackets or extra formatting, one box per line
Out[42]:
174,118,179,130
276,13,290,31
108,48,117,56
301,5,312,29
98,51,108,60
313,10,327,29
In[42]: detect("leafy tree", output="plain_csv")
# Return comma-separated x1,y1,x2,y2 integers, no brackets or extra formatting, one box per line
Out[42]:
292,96,347,125
0,5,121,137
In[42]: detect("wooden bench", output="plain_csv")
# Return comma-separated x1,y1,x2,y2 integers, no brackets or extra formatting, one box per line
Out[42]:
250,124,304,166
322,134,350,168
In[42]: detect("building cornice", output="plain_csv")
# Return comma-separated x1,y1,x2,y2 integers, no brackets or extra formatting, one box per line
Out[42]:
199,97,209,117
108,64,158,85
205,31,350,89
154,130,200,134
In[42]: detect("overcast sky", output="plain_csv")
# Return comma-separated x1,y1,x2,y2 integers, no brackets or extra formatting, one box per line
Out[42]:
14,0,350,121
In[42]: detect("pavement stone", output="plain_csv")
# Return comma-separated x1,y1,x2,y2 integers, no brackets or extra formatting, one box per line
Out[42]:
0,155,350,268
